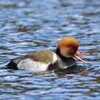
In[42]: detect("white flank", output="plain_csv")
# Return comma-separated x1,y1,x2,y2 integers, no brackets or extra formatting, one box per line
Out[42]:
18,58,49,73
52,52,58,63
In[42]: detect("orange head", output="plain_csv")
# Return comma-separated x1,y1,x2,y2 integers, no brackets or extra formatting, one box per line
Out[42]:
57,37,88,64
58,37,79,58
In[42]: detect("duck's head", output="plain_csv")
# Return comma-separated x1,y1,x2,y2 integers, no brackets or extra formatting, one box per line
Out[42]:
57,37,86,63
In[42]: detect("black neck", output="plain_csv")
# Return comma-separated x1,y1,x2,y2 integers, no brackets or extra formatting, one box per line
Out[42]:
56,48,76,65
56,48,70,60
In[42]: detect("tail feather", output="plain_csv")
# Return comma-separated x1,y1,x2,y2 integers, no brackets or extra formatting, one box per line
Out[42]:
7,60,18,70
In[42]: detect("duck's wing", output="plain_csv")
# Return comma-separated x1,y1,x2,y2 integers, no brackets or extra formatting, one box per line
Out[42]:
25,50,58,64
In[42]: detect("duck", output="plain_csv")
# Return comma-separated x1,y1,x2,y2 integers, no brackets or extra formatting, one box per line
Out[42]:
7,37,86,73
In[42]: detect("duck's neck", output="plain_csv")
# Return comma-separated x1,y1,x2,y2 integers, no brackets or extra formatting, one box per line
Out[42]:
56,48,67,60
56,48,71,60
56,48,76,65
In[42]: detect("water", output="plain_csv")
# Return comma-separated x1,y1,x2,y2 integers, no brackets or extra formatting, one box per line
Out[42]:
0,0,100,99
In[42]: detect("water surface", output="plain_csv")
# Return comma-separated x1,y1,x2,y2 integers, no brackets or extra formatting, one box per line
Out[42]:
0,0,100,100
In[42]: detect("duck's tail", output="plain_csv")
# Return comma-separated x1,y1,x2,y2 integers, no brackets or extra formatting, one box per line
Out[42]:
7,60,18,70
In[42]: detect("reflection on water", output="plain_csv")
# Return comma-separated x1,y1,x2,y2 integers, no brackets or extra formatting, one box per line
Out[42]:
0,0,100,99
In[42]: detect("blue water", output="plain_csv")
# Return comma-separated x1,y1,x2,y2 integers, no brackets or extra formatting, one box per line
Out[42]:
0,0,100,99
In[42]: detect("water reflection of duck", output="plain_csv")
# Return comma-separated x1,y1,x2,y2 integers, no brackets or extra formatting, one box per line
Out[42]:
7,37,86,73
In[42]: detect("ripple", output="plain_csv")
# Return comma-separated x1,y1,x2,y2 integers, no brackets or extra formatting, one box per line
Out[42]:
0,0,100,99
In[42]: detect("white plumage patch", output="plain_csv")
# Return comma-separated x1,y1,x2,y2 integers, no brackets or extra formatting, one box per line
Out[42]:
18,58,49,72
52,52,58,63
